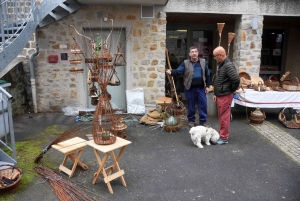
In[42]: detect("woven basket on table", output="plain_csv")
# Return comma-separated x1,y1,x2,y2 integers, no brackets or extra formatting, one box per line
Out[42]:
0,164,22,193
282,77,299,91
93,131,116,145
239,72,251,87
264,75,280,87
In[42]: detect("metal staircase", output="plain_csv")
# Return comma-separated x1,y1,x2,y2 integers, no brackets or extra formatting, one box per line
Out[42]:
0,0,82,74
0,0,82,164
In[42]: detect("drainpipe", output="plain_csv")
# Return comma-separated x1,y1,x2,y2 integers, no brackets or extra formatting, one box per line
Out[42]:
29,30,39,113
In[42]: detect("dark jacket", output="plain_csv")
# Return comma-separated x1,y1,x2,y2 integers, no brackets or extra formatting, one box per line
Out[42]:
214,58,240,96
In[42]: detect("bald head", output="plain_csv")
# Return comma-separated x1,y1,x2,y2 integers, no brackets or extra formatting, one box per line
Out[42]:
213,46,227,63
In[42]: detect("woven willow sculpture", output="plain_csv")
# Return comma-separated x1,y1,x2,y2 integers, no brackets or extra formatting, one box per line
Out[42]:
68,21,128,143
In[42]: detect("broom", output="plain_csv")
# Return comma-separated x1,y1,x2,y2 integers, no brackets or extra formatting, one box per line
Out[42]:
228,32,235,56
217,23,225,46
34,124,87,164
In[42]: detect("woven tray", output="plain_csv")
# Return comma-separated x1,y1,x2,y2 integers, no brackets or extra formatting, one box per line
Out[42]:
0,164,22,193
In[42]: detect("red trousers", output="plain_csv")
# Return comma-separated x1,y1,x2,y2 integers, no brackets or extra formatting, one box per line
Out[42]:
216,93,233,140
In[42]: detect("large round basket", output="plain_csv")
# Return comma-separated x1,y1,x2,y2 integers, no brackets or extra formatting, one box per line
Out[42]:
164,124,181,132
0,164,22,194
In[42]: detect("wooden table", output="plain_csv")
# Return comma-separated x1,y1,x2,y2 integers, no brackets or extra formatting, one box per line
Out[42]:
85,137,132,194
51,137,88,178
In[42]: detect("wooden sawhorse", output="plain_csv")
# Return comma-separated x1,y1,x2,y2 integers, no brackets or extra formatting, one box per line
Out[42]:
51,137,88,178
85,137,132,194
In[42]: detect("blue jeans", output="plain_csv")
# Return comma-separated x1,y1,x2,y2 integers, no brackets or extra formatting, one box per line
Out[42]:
184,87,207,124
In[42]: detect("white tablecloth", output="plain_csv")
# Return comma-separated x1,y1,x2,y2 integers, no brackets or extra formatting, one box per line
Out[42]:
234,89,300,109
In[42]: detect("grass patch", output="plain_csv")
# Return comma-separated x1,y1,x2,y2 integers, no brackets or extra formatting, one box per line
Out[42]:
0,125,64,201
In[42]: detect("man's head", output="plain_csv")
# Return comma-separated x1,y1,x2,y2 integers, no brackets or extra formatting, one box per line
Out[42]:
213,46,226,63
189,46,199,62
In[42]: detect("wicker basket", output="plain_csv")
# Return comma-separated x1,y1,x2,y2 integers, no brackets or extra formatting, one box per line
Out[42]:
282,77,299,91
93,131,116,145
0,164,22,193
264,75,280,87
249,108,266,125
164,124,181,132
278,108,300,129
239,72,251,87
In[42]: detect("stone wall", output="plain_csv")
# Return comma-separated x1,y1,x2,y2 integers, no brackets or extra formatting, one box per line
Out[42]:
34,5,166,112
1,62,32,116
233,15,263,76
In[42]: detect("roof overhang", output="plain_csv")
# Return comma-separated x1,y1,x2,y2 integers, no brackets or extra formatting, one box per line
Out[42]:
76,0,168,6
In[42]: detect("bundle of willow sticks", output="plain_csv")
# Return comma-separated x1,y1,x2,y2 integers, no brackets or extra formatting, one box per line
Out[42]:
35,165,97,201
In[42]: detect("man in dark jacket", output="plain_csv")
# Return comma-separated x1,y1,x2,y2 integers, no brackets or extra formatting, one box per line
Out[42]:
213,46,240,145
166,46,211,128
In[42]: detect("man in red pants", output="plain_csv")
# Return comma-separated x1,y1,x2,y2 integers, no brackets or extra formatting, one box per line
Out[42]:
213,46,240,145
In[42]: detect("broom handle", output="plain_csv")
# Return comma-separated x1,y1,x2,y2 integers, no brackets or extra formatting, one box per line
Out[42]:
166,49,179,105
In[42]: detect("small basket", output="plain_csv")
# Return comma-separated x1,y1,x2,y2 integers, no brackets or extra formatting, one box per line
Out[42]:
239,72,251,87
264,75,280,87
249,108,266,125
108,73,121,86
282,77,299,91
0,164,22,193
93,131,116,145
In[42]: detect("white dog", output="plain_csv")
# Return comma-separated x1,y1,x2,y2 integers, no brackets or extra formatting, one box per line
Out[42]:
189,126,220,148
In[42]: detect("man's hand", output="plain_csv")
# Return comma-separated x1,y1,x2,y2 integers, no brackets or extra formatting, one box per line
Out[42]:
166,69,171,75
213,95,217,102
205,87,209,94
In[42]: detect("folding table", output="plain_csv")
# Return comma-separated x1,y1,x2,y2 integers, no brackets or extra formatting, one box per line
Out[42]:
85,137,131,194
51,137,88,178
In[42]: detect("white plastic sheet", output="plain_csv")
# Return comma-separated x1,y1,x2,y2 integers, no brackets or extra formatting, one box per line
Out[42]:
126,88,145,114
62,107,95,116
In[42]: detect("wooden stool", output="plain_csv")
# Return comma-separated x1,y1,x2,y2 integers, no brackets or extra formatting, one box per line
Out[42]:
85,137,132,194
51,137,88,178
155,97,172,112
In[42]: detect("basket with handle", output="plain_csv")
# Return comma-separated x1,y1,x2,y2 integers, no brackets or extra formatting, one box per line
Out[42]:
264,75,280,87
282,77,299,91
0,164,22,193
239,72,251,87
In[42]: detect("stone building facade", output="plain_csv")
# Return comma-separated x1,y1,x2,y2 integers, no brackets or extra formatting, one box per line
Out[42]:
2,0,300,114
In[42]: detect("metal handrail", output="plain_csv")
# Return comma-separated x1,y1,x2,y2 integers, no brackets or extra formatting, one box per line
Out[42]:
0,85,17,164
0,0,36,49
